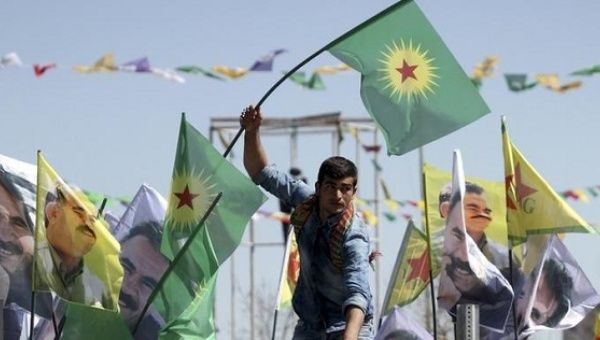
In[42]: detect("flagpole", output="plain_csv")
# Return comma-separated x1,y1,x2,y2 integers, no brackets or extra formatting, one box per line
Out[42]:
132,192,223,335
421,159,438,339
271,227,295,340
29,291,35,340
508,247,518,340
222,0,409,159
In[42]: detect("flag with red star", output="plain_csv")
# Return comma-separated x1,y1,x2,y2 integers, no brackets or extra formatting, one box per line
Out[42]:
157,113,267,337
502,117,595,246
327,0,489,156
381,220,438,315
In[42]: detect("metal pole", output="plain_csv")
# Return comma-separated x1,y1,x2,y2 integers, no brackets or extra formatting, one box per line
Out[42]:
373,128,380,316
291,127,298,168
250,218,256,340
456,304,480,340
230,253,236,340
418,147,433,333
226,129,236,340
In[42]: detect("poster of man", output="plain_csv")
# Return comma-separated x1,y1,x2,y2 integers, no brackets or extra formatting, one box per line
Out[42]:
423,163,517,274
0,154,54,339
436,152,514,333
34,153,123,310
515,235,600,337
119,221,169,338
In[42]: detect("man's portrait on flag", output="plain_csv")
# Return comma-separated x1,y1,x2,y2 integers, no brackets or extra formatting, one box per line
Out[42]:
0,168,34,312
35,169,120,310
517,257,573,329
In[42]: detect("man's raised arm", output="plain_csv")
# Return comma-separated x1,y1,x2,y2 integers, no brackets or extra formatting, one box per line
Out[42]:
240,105,268,179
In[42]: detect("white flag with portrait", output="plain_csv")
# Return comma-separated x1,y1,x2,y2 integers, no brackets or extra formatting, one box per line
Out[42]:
516,234,600,338
437,150,514,332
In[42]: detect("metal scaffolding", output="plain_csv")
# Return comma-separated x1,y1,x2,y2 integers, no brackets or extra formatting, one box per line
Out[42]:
209,112,381,339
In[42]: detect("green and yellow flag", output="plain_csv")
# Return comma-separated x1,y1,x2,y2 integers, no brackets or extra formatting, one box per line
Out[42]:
595,311,600,340
328,0,489,156
60,301,132,340
154,113,267,338
502,117,595,246
34,152,123,309
381,220,437,315
275,230,300,310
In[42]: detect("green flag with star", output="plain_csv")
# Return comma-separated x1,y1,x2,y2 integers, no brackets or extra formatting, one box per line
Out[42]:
381,220,438,315
154,113,267,338
328,0,489,156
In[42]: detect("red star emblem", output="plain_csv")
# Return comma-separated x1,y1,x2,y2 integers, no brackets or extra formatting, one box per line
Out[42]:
396,59,418,83
406,249,429,282
505,174,517,210
174,185,198,209
514,163,537,204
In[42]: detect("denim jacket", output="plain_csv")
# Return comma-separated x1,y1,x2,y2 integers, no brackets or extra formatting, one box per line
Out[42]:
255,165,374,333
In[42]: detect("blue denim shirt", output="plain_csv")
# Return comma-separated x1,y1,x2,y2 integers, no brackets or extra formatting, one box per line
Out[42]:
255,165,374,333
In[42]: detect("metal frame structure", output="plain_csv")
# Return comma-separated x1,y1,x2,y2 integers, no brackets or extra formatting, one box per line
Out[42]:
209,112,380,340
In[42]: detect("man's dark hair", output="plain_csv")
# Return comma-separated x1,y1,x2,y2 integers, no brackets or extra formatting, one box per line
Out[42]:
43,187,63,228
0,167,33,231
439,181,485,206
542,258,573,327
122,221,163,250
317,156,357,185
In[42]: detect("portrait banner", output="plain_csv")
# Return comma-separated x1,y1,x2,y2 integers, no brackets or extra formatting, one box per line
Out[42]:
423,163,510,269
517,234,600,337
34,152,123,310
0,153,54,339
437,150,513,332
118,184,168,337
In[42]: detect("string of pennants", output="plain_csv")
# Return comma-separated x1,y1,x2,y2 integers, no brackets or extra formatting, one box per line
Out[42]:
3,51,598,92
471,56,599,93
0,50,350,86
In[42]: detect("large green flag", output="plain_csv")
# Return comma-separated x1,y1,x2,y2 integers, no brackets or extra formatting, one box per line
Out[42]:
328,0,489,155
502,118,595,246
61,301,132,340
155,113,267,337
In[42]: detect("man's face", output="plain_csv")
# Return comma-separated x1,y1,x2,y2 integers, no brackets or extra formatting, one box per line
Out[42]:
530,273,559,326
0,182,33,276
463,192,492,235
316,176,356,218
46,195,97,258
119,234,168,328
444,227,479,293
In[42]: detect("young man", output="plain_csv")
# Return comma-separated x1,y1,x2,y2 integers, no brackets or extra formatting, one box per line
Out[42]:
241,106,374,339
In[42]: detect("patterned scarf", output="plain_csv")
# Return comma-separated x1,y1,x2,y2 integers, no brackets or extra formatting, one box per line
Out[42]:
290,195,354,272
